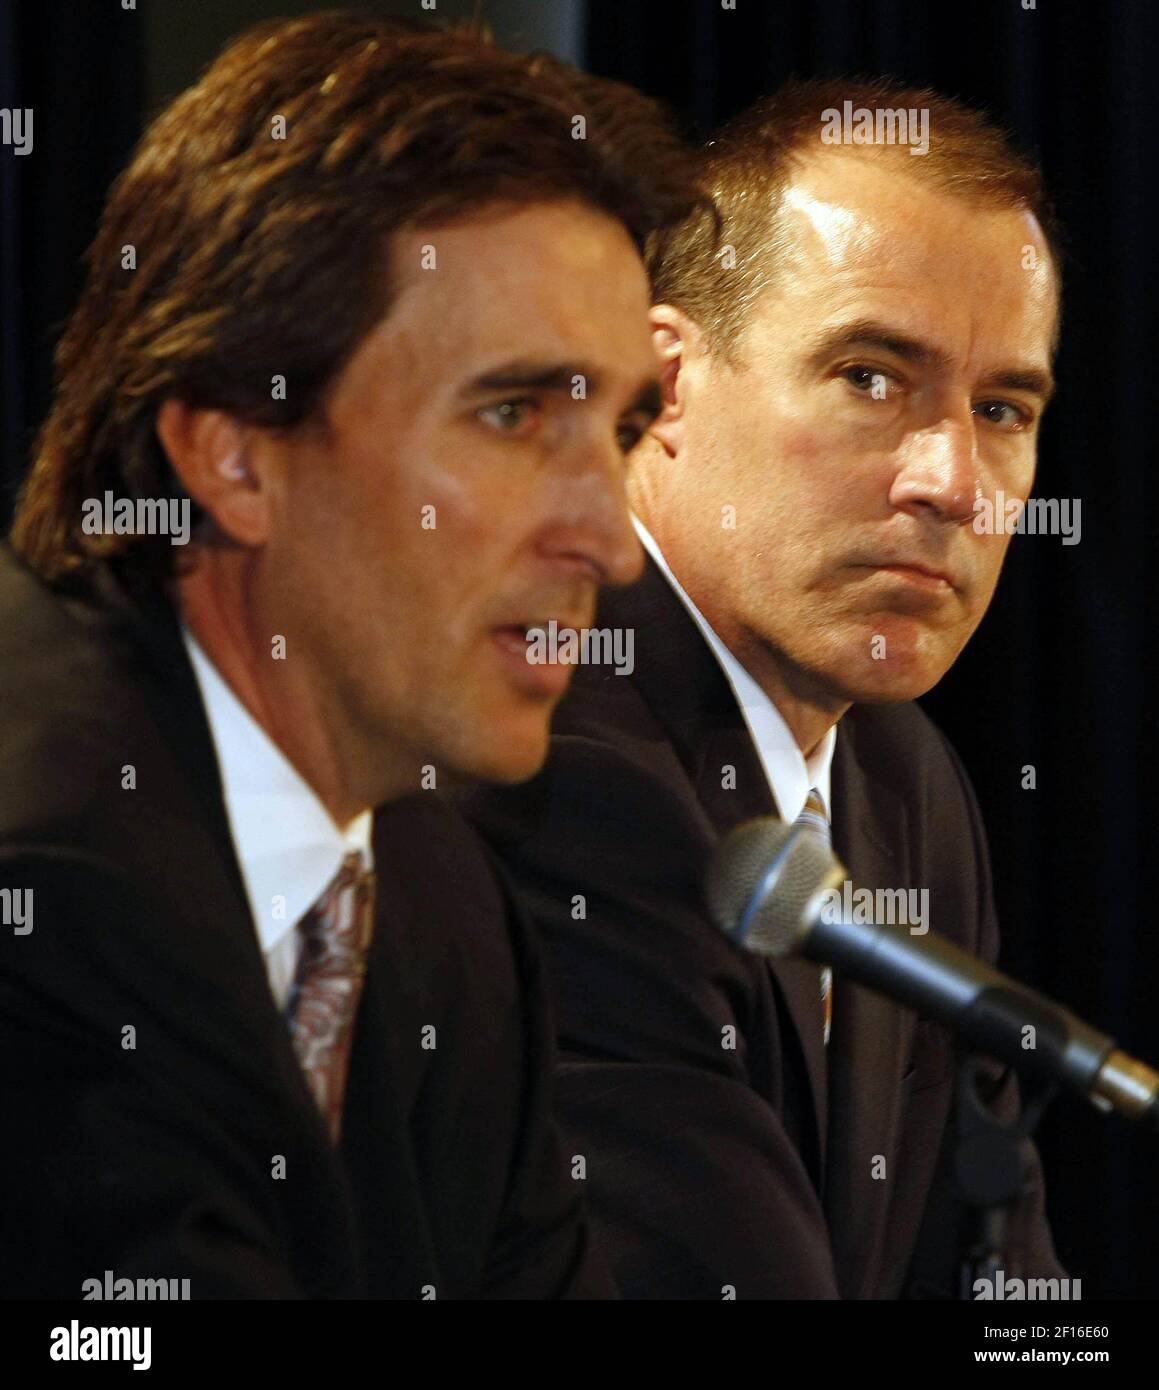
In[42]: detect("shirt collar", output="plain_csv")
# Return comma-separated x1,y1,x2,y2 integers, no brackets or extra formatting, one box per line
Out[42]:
181,628,373,955
632,515,836,823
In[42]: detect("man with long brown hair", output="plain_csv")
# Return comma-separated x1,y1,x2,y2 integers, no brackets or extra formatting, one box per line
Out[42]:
0,13,702,1297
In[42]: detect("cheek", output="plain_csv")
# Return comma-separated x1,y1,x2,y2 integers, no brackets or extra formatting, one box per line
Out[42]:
733,421,857,550
732,375,867,505
389,463,520,651
420,466,515,591
402,422,539,539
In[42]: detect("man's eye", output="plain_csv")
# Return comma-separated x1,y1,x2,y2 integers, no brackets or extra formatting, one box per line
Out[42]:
477,399,536,432
842,365,894,396
974,400,1029,431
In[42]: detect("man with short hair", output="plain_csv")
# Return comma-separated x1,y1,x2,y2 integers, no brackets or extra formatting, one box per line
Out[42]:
0,13,703,1297
462,78,1065,1298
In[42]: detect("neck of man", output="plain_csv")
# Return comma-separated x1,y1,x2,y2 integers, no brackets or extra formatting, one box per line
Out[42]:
630,471,849,760
176,546,380,828
720,625,849,760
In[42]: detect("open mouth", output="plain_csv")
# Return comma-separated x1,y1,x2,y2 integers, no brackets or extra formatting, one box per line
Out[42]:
492,622,548,657
489,622,574,696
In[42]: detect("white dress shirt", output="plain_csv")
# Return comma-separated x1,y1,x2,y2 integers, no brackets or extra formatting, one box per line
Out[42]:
182,628,374,1011
632,516,836,823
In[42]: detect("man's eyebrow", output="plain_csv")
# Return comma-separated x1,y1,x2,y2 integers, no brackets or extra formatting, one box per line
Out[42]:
463,359,603,395
463,359,663,418
807,318,1055,402
983,366,1056,405
806,319,951,369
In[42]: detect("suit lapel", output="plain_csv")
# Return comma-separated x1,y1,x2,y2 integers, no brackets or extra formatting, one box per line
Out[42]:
600,558,770,826
825,714,916,1297
602,557,830,1178
340,903,438,1294
86,565,340,1143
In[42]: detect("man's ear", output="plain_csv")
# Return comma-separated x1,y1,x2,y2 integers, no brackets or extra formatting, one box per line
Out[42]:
647,304,703,459
155,400,269,546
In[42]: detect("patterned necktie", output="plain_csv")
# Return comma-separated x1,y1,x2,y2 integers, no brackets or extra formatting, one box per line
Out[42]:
287,851,376,1142
796,789,833,1047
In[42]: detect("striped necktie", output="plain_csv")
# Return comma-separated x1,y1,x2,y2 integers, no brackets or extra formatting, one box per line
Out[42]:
796,789,833,1047
287,851,376,1142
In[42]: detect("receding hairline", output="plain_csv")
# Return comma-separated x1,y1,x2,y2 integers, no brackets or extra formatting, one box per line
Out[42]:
752,142,1058,279
662,145,1061,363
647,79,1063,358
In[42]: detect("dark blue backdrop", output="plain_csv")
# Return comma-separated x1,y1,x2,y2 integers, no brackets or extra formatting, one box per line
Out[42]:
2,0,1156,1296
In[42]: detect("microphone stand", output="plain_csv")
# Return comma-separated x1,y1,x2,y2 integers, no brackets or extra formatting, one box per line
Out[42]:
952,1053,1057,1300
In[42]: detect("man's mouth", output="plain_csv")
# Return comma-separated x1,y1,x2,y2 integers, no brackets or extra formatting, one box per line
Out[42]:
855,557,958,592
489,618,588,697
491,619,575,657
876,562,953,588
492,623,537,657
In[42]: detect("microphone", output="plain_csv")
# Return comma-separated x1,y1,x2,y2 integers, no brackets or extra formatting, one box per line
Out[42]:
704,815,1159,1128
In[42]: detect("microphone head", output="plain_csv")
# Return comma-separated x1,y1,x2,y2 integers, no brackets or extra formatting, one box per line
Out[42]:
704,815,841,957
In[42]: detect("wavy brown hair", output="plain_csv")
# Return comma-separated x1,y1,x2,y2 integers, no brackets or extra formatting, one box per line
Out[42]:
12,11,707,587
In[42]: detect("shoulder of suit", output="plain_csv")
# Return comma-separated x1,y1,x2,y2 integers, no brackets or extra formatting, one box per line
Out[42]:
551,636,973,797
375,792,502,881
0,546,152,845
374,793,514,929
842,699,973,802
373,792,538,1016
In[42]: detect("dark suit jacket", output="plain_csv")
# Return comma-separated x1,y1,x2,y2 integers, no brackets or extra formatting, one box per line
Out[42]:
459,555,1063,1299
0,543,611,1299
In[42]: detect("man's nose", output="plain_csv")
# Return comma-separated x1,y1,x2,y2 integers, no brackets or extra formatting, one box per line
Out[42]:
887,416,980,524
546,441,645,588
